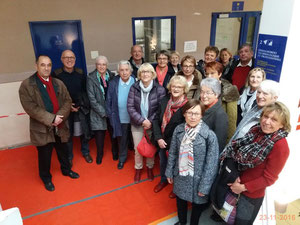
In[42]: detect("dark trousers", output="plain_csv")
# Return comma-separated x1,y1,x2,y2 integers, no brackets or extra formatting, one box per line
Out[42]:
117,123,130,163
107,118,119,158
176,196,207,225
159,148,168,183
94,130,106,160
36,135,71,183
67,112,90,160
235,194,264,225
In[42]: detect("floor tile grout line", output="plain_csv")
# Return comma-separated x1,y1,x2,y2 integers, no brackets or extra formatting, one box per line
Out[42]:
22,175,160,220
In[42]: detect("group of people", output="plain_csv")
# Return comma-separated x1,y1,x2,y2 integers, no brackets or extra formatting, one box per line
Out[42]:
19,43,291,225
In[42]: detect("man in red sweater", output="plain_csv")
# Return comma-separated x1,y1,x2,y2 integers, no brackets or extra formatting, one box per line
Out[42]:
231,44,254,92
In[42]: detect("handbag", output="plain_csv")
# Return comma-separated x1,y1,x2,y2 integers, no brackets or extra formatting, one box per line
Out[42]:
213,191,239,225
137,129,157,158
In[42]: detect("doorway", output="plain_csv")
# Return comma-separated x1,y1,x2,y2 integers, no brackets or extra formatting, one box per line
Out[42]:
29,20,87,74
210,11,261,56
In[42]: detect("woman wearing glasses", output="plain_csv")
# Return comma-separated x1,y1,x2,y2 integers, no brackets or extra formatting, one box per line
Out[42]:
127,63,165,183
165,99,219,225
176,55,202,100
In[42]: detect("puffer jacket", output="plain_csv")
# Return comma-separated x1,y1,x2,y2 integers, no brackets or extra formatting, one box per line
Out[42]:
127,80,166,126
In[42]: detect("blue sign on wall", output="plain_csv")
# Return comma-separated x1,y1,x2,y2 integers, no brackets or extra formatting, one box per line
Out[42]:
255,34,287,82
232,1,244,11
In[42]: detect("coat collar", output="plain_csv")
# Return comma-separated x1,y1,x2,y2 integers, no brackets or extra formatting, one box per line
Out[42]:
176,121,210,139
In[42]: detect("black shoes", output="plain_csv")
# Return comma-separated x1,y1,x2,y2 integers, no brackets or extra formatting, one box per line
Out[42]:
44,181,55,191
117,162,124,169
62,170,80,179
84,154,93,163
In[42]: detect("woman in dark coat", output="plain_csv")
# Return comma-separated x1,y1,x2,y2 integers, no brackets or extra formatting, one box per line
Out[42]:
87,55,117,165
165,99,219,225
127,63,166,183
152,75,189,198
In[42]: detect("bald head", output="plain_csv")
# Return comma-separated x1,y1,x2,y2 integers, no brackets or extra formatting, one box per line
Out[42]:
61,50,76,72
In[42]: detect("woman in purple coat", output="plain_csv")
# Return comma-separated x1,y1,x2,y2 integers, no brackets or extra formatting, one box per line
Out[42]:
127,63,166,183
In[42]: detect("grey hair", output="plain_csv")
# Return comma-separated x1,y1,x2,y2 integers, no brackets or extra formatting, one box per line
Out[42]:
117,60,133,72
200,78,221,97
259,79,280,97
95,55,108,64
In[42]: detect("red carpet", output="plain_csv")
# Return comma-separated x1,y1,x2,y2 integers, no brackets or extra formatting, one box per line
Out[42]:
0,137,177,224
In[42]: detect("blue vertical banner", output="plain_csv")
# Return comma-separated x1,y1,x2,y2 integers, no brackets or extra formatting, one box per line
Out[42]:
232,1,244,11
255,34,287,82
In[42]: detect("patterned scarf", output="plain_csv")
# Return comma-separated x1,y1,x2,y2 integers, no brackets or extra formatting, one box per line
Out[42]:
36,74,59,113
96,71,110,98
179,122,202,176
161,96,188,133
220,124,288,171
238,86,257,117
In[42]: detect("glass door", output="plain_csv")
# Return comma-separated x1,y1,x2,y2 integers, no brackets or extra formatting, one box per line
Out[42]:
210,11,261,55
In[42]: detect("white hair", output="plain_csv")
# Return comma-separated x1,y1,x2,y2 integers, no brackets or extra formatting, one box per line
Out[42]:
95,55,108,64
117,60,133,72
259,79,280,97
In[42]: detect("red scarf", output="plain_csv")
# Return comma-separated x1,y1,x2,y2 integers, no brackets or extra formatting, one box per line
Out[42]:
156,67,168,86
37,74,59,113
161,96,188,133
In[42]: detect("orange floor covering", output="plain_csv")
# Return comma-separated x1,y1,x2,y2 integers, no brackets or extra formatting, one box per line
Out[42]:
0,137,177,225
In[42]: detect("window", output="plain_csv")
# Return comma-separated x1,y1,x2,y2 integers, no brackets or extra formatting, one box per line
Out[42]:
132,16,176,62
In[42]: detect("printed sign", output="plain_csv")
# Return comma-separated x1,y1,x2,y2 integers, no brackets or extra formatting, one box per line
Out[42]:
255,34,288,82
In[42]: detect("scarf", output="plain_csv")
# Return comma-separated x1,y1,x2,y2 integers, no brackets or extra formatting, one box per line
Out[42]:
161,96,187,133
179,122,202,176
139,80,153,119
156,66,168,86
220,124,288,171
36,74,59,113
238,86,257,117
97,71,110,98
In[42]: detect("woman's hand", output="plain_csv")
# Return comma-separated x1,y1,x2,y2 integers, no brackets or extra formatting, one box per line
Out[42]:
167,177,173,184
142,119,152,129
227,177,247,194
198,192,205,197
157,139,167,149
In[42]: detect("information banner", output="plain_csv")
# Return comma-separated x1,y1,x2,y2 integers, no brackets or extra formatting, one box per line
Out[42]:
255,34,287,82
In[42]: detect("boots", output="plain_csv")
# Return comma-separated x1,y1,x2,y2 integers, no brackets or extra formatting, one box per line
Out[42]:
134,169,142,183
147,168,154,181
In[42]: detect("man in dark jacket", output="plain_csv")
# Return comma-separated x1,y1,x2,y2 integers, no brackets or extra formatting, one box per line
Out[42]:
128,45,145,78
19,55,79,191
53,50,92,166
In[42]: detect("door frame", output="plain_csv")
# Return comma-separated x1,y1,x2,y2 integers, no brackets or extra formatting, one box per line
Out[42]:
210,11,261,53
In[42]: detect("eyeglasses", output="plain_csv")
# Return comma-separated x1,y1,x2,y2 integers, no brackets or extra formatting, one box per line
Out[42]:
200,91,215,96
62,56,75,60
186,111,201,117
171,85,184,90
182,65,195,69
141,70,151,74
157,57,168,61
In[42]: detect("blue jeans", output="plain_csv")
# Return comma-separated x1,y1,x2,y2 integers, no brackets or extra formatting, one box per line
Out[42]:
159,148,168,183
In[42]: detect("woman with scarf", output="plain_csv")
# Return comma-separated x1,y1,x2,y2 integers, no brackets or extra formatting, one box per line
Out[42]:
87,55,117,164
165,99,219,225
219,102,290,225
152,75,189,198
237,68,266,125
127,63,165,183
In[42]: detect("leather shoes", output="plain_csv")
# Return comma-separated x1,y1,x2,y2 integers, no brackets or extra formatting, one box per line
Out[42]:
154,182,168,193
84,154,93,163
169,191,176,199
117,162,124,169
62,170,80,179
147,168,154,181
134,169,142,183
44,181,55,191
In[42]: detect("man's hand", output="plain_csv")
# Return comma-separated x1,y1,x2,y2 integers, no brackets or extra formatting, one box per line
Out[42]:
71,103,80,112
52,115,64,126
